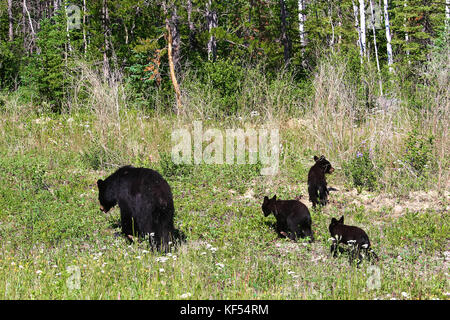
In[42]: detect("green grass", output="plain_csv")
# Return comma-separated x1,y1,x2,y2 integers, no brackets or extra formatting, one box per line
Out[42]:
0,111,448,300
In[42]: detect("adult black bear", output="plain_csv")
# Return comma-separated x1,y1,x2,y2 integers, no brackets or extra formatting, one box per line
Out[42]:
262,195,314,242
307,155,334,207
97,165,175,252
328,216,378,266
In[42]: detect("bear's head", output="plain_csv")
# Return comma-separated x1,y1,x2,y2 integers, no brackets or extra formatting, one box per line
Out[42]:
97,179,116,213
329,215,344,233
314,155,335,174
262,195,277,217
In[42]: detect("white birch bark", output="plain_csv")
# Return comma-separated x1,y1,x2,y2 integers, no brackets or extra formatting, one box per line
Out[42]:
359,0,366,58
298,0,306,48
369,0,383,94
383,0,394,71
206,0,217,61
8,0,13,41
352,0,363,63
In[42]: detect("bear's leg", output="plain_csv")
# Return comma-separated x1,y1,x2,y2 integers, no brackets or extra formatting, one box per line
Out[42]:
119,205,135,238
308,185,319,207
301,224,314,242
318,184,328,206
275,221,288,238
158,215,174,253
348,245,362,267
330,240,338,257
286,217,300,241
368,248,379,262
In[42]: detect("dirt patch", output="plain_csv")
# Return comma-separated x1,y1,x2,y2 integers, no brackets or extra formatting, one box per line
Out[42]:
328,187,449,217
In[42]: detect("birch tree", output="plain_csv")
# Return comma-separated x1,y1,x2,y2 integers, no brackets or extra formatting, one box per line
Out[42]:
206,0,218,61
8,0,13,41
352,0,363,63
101,0,112,80
298,0,306,49
383,0,394,71
359,0,367,58
369,0,383,94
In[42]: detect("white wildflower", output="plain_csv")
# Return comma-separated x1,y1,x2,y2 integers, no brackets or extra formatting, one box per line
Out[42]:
180,292,192,299
156,257,169,263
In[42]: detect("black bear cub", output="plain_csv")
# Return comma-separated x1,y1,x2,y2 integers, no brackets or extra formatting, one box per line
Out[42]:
307,155,334,207
97,165,175,252
262,195,314,242
328,216,378,265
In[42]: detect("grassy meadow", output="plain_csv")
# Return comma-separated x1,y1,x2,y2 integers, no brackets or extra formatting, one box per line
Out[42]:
0,58,448,300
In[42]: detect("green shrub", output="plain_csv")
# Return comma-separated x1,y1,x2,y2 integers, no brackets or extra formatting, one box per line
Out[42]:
343,143,383,192
199,59,244,114
403,128,434,176
158,151,193,178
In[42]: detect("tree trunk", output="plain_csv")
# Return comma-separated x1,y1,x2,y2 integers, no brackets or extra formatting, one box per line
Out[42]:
166,20,182,115
352,0,363,63
206,0,217,61
23,0,36,54
54,0,60,14
383,0,394,71
163,1,182,114
359,0,366,58
83,0,88,57
8,0,13,41
187,0,195,49
298,0,306,49
279,0,291,67
102,0,111,80
369,0,383,94
170,7,181,76
329,4,335,51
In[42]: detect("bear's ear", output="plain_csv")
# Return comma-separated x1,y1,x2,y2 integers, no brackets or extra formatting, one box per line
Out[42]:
314,155,319,161
263,196,269,202
272,195,277,201
320,155,325,160
331,217,337,224
338,216,344,223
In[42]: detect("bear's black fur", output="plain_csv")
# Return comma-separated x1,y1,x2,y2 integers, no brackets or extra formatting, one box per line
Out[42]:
97,165,175,252
328,216,378,265
307,155,334,207
262,195,314,242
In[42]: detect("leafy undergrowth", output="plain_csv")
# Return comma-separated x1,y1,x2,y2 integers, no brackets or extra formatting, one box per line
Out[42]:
0,112,448,300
